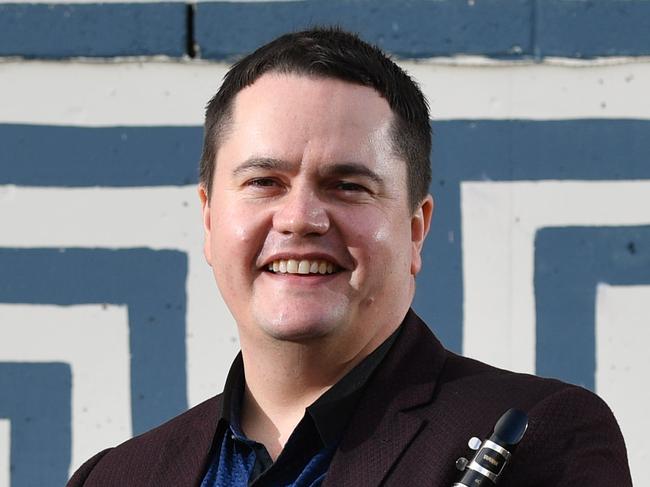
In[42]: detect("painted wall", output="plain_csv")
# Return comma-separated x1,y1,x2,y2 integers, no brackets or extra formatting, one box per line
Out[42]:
1,1,649,485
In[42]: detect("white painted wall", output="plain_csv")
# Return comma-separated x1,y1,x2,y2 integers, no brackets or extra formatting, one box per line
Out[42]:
1,58,650,126
1,56,649,482
596,285,650,487
0,185,239,410
0,304,131,475
0,419,8,487
461,180,650,374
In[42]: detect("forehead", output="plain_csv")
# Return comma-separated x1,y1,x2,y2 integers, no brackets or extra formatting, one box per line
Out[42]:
219,73,396,165
232,72,393,122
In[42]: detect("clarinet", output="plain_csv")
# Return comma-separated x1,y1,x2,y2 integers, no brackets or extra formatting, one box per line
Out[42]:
452,408,528,486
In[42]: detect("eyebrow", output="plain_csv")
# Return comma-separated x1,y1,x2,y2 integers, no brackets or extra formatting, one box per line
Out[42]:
321,162,385,187
232,157,385,187
232,157,295,177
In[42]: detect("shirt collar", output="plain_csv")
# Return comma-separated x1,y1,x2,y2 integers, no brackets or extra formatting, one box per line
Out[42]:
306,326,400,446
219,324,402,447
220,351,244,426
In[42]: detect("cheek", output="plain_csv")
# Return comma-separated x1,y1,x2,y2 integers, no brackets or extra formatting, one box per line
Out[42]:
345,212,411,284
210,203,268,270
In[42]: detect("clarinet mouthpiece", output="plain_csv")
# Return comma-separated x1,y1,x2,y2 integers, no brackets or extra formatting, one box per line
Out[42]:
452,408,529,487
492,408,528,448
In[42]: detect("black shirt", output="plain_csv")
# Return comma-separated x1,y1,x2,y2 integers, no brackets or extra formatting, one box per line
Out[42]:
201,326,401,486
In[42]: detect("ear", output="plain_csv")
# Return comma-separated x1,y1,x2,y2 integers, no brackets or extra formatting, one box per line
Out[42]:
198,184,213,266
410,194,434,275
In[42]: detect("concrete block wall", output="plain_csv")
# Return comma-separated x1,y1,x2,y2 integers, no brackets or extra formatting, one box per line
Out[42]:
1,1,649,485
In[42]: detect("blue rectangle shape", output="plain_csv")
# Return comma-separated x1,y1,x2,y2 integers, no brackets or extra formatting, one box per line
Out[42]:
0,3,187,58
195,0,533,59
0,363,72,487
537,0,650,58
534,225,650,388
0,124,202,186
432,120,650,181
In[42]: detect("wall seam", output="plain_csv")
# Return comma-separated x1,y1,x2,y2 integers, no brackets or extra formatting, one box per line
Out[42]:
186,2,197,59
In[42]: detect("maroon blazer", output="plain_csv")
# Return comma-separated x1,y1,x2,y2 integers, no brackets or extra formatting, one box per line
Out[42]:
68,310,632,486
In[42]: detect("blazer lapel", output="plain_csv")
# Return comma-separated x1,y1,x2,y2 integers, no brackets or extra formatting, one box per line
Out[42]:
148,395,224,486
137,311,446,487
324,310,447,487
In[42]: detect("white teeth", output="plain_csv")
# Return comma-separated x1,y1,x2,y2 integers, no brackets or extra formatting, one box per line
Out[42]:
267,258,338,275
298,260,310,274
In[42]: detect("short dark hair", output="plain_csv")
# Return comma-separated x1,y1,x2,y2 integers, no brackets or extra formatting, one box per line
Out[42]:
199,26,431,213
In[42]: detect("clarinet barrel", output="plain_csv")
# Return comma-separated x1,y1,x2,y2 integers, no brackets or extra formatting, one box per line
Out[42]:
452,408,528,486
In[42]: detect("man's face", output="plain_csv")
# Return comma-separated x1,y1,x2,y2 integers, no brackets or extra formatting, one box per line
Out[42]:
200,73,432,355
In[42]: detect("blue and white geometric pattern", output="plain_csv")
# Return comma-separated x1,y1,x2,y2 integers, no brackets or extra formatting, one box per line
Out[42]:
2,2,650,485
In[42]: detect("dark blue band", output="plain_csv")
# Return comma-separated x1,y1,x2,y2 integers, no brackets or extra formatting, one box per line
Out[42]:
1,1,649,59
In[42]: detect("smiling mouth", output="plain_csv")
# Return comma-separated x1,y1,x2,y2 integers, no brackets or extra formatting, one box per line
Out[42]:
266,259,340,275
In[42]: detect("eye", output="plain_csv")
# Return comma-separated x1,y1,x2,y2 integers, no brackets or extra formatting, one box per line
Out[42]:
242,177,285,196
335,181,368,192
247,177,279,188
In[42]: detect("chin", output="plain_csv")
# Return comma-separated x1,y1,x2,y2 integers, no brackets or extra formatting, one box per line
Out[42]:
255,309,346,343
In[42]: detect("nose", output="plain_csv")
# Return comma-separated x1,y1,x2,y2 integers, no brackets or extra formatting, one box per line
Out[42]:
272,185,330,236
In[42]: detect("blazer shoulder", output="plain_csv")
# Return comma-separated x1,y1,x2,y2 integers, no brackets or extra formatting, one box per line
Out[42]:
66,449,113,487
439,350,570,402
511,385,631,486
110,393,223,454
67,394,223,485
437,353,631,485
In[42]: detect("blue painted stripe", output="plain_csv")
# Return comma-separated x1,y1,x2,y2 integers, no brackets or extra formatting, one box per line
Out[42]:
534,226,650,389
195,0,532,60
0,248,188,434
537,0,650,58
0,125,201,187
0,3,187,58
0,363,71,487
2,120,649,185
1,1,649,59
431,120,650,181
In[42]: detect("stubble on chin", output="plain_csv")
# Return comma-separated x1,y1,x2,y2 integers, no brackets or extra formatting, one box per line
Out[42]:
251,303,350,344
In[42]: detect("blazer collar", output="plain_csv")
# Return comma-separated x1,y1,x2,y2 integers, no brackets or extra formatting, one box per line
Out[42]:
148,394,224,486
143,309,445,487
323,309,447,487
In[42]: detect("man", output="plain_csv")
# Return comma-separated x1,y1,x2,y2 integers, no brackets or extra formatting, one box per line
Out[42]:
68,28,631,486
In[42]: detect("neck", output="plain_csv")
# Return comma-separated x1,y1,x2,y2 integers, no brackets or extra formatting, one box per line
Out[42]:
237,323,397,460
